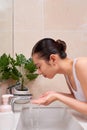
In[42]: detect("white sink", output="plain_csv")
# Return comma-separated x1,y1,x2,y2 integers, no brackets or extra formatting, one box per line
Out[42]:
16,107,84,130
0,112,15,130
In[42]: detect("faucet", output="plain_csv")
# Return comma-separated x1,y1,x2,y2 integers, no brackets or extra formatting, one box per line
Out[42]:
10,94,32,112
7,82,21,94
7,83,32,112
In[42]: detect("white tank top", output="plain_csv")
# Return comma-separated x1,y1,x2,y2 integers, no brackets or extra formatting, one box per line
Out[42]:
65,59,87,102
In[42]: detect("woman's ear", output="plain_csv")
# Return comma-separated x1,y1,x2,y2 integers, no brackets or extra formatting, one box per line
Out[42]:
49,54,57,65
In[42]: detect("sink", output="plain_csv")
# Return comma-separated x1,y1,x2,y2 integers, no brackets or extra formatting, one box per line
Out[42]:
16,106,84,130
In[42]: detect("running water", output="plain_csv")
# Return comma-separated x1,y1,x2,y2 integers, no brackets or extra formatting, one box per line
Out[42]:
16,103,40,130
28,103,40,130
28,103,34,130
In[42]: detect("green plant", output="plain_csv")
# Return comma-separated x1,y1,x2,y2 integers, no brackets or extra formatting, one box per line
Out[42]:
15,54,38,90
0,53,38,91
0,53,21,81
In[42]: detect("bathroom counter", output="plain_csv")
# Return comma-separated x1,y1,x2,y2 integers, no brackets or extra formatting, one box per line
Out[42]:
69,109,87,130
79,122,87,130
0,105,87,130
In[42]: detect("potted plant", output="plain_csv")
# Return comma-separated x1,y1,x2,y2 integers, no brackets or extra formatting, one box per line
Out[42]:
12,53,38,95
0,53,38,95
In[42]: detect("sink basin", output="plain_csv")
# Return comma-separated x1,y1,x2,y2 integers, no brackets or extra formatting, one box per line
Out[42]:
16,106,83,130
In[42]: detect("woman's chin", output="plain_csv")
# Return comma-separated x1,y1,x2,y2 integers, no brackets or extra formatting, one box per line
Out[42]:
43,74,55,79
47,75,55,79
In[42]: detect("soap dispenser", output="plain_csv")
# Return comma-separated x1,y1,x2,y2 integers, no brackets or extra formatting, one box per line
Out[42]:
0,94,13,112
0,94,14,130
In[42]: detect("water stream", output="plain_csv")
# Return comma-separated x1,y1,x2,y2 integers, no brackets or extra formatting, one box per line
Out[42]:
28,103,40,130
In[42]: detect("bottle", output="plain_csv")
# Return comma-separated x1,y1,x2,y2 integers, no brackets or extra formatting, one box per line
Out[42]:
0,94,13,112
0,94,14,130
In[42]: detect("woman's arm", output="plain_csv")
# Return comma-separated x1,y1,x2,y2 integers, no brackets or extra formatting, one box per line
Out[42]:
58,92,74,98
31,91,87,114
55,92,87,114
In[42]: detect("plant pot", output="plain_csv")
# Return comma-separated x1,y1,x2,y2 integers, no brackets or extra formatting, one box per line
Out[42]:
11,86,32,104
13,87,29,95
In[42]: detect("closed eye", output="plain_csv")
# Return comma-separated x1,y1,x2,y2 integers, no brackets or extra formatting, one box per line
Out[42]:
37,66,40,69
35,63,41,70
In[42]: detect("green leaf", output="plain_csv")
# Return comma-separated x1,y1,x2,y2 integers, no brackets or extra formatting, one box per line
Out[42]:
9,55,16,66
26,73,38,80
15,54,27,66
10,67,22,80
1,68,11,79
25,58,37,73
0,53,9,71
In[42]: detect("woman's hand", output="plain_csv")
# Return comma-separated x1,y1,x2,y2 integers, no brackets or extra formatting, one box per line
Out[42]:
31,91,58,105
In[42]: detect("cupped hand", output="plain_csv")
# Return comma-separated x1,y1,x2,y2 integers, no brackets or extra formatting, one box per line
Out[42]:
31,91,58,105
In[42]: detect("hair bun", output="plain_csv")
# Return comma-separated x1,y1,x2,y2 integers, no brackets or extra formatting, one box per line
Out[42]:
56,39,66,52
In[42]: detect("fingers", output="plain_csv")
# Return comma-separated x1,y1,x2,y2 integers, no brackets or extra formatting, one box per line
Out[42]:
30,91,57,106
31,96,52,106
31,97,46,105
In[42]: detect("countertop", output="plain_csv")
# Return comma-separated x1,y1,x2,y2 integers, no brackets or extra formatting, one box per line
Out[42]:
0,104,87,130
69,109,87,130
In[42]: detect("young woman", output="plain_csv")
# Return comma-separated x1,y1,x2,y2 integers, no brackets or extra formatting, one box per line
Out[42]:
31,38,87,114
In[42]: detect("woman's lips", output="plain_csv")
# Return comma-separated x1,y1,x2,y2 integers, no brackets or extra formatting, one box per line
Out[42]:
43,75,47,77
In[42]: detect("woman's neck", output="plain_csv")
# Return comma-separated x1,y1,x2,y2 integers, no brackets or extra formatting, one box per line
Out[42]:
57,58,73,76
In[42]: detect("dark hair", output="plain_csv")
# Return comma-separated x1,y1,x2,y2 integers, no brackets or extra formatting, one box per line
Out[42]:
32,38,67,60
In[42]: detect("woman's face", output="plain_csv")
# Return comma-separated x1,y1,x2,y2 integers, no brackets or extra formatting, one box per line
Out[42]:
32,54,59,79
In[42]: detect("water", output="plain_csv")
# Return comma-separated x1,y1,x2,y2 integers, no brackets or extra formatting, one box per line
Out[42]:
16,103,40,130
28,103,40,130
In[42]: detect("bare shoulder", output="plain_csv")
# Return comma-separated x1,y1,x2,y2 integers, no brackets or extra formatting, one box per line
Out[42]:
75,57,87,81
75,57,87,70
75,57,87,98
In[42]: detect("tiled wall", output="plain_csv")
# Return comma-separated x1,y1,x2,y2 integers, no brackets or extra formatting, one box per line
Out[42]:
0,0,13,56
0,0,87,99
0,0,13,103
13,0,87,98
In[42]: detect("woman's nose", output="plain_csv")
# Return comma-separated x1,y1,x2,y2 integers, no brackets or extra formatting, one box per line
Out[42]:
37,69,42,75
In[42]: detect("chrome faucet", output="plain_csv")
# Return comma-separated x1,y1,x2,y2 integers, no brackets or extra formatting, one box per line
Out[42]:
10,94,32,112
